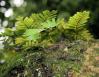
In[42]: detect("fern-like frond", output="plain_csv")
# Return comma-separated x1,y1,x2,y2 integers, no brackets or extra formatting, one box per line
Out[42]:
64,11,92,40
65,11,90,29
31,10,57,22
41,18,57,29
16,10,57,30
16,17,34,30
24,29,43,41
78,29,93,41
2,10,93,47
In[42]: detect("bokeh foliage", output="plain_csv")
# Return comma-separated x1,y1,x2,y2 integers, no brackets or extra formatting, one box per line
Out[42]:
0,0,99,38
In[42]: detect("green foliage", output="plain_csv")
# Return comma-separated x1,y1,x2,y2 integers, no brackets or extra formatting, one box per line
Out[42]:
1,10,91,45
31,10,57,22
16,10,57,30
0,10,94,77
41,18,57,29
65,11,90,29
24,29,43,41
12,10,58,46
64,11,92,41
2,28,14,36
1,0,99,38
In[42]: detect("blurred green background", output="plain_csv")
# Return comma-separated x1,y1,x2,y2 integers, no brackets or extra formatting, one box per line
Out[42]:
0,0,99,38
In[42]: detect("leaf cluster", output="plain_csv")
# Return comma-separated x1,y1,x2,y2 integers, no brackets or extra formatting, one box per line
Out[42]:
0,10,92,48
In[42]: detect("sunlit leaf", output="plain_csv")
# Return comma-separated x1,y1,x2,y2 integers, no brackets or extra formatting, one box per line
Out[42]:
24,29,43,41
41,18,57,29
